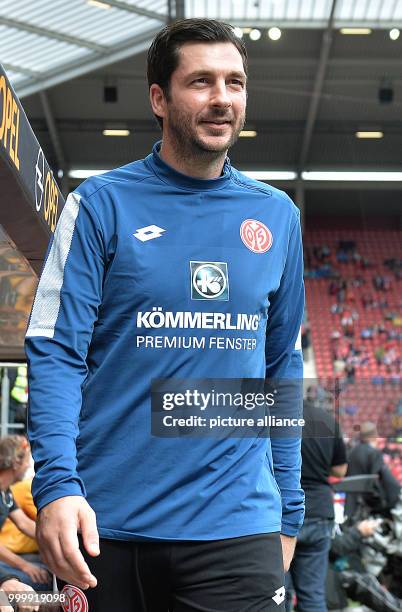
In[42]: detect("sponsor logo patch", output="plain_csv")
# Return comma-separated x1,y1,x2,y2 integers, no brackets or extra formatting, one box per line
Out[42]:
190,261,229,301
240,219,273,254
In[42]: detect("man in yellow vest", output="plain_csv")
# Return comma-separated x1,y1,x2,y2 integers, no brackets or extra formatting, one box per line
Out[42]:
10,367,28,406
10,366,28,433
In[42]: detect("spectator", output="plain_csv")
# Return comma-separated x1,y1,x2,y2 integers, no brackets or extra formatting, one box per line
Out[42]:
341,309,358,338
329,281,338,296
326,519,402,611
321,245,330,259
314,245,331,262
382,343,401,373
361,256,372,269
377,402,396,438
345,362,355,384
352,251,362,265
0,480,38,555
357,348,370,366
375,345,386,366
334,359,346,375
378,322,388,335
0,437,50,590
286,400,348,612
330,303,342,315
383,275,391,291
345,285,356,304
361,293,374,309
345,422,401,519
373,274,392,292
336,249,349,264
351,276,365,288
360,326,373,339
301,323,311,353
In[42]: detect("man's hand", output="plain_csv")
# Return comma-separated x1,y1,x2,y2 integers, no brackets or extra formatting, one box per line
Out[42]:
357,519,380,538
1,578,39,611
36,496,100,590
280,534,296,572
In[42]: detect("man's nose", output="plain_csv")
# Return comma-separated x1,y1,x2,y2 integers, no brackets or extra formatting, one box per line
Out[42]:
210,81,232,107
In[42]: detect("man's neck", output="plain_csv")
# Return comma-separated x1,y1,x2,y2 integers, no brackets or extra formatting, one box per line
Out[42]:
159,139,226,180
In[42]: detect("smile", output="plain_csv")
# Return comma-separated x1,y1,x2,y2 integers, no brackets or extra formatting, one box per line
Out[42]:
202,121,231,127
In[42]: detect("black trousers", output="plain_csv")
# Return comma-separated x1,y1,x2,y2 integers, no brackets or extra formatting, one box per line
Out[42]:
60,533,285,612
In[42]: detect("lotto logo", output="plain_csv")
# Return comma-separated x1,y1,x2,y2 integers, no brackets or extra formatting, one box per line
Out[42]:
272,586,286,605
240,219,273,254
134,225,166,242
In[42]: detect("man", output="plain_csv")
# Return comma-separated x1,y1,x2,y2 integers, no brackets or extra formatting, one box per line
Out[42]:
0,437,49,591
286,399,347,611
0,440,44,612
346,421,401,519
26,19,304,611
0,479,39,555
327,518,402,611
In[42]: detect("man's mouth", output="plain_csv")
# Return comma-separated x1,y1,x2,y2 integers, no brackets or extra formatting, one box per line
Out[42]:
201,119,232,126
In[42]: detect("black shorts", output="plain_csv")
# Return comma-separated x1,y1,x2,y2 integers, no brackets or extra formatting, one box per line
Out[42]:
60,532,285,611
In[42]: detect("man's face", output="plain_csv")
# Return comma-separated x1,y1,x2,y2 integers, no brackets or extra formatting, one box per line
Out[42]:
161,42,247,154
13,451,30,482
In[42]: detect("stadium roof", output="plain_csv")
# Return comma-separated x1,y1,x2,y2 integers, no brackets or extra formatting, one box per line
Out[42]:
1,0,165,97
2,0,402,98
1,0,402,184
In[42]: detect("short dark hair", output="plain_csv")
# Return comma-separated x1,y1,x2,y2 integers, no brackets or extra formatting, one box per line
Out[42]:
147,18,248,127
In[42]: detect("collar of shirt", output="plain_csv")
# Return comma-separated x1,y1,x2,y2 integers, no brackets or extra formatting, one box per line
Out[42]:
146,141,232,192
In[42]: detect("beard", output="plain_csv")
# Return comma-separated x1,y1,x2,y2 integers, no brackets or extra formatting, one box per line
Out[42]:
165,102,245,162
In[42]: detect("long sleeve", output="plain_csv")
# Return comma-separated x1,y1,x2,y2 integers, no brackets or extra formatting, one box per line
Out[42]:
25,192,105,512
265,208,305,536
331,526,361,557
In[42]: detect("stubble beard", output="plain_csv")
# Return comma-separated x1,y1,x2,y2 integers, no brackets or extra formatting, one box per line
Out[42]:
166,104,245,164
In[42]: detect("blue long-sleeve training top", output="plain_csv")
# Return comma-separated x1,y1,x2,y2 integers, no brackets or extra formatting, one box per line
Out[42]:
25,141,305,541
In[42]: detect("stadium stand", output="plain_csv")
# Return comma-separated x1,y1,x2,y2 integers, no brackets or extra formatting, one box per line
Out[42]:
304,218,402,482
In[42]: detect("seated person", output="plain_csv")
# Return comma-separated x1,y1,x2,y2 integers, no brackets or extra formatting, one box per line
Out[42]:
0,436,50,590
327,519,402,611
0,479,38,556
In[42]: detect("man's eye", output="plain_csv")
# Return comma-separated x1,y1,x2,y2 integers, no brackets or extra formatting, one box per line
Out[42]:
230,79,244,86
194,78,208,84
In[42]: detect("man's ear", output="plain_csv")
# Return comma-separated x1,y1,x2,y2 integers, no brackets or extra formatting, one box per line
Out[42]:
149,83,167,120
